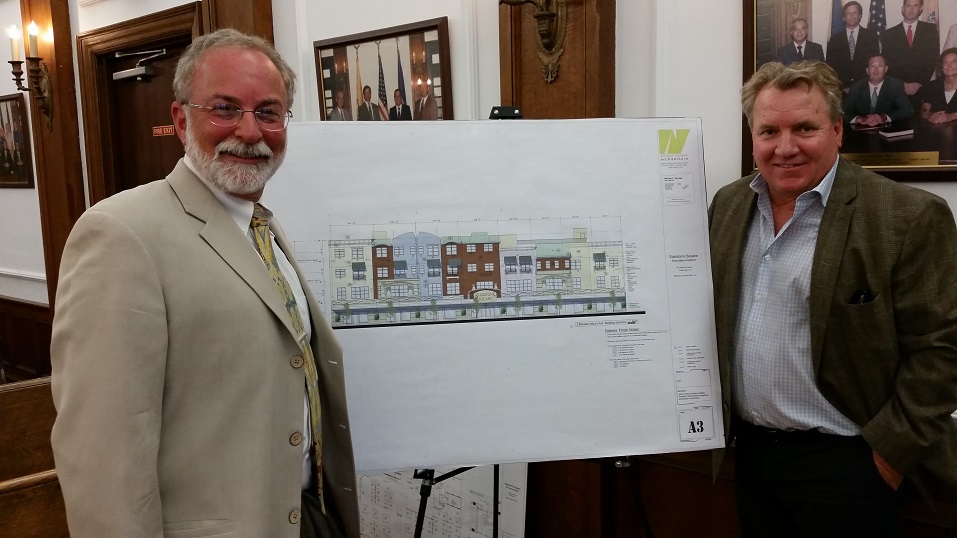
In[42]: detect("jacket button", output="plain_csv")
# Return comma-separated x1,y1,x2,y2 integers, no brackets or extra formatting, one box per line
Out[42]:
290,431,303,446
290,355,304,369
289,508,301,524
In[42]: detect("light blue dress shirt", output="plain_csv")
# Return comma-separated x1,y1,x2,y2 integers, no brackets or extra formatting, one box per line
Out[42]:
732,157,860,435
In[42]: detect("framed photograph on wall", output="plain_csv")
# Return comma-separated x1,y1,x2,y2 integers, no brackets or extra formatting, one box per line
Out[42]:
744,0,957,181
314,17,453,122
0,93,34,188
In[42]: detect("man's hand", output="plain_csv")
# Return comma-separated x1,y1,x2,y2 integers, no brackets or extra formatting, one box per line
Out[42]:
903,82,922,95
927,111,957,124
872,450,903,490
854,114,888,127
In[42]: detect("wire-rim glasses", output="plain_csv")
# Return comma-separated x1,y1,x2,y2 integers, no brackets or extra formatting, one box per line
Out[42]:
183,102,292,131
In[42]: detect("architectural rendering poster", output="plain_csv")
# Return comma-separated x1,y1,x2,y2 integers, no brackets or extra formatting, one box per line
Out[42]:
265,118,723,473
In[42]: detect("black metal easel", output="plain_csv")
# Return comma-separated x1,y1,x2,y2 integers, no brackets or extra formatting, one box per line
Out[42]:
412,465,501,538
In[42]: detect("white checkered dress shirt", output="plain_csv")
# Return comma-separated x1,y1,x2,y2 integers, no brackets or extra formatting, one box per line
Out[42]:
732,158,860,435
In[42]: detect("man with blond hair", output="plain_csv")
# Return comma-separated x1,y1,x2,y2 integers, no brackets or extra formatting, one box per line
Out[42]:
710,60,957,536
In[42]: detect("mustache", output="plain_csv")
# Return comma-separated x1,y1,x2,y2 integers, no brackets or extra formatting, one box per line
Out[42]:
215,138,273,160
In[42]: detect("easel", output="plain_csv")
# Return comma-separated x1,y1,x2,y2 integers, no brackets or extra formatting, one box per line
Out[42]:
606,456,655,538
412,465,501,538
410,105,520,538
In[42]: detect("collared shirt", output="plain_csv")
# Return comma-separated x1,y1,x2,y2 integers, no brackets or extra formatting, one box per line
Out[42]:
732,156,859,435
184,156,315,489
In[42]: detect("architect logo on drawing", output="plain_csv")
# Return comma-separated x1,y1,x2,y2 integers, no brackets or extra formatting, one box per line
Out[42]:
658,129,690,155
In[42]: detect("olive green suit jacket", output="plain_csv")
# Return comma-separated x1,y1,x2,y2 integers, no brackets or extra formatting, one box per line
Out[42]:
51,160,359,537
709,158,957,497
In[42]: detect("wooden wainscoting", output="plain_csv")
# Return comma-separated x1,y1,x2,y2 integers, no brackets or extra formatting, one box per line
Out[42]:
0,296,52,383
0,377,67,537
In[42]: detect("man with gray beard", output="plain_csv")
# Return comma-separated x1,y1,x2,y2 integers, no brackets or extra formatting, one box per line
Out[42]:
50,29,358,538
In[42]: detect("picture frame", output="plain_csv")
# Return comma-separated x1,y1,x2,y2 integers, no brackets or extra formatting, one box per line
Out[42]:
743,0,957,181
314,17,453,122
0,93,34,188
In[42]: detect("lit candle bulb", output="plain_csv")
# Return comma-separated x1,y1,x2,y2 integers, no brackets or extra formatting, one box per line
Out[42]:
7,26,19,61
27,21,38,58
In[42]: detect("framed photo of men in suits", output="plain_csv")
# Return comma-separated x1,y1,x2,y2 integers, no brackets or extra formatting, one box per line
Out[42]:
314,17,454,122
0,94,34,189
745,0,957,180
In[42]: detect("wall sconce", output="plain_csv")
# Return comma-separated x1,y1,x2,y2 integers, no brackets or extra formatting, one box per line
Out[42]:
416,77,432,96
8,22,54,131
500,0,567,83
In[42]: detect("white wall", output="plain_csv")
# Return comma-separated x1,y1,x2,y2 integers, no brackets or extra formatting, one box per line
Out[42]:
3,0,954,303
649,0,745,197
0,0,46,303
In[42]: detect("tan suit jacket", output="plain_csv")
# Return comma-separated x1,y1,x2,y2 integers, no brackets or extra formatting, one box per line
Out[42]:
709,158,957,498
51,160,359,537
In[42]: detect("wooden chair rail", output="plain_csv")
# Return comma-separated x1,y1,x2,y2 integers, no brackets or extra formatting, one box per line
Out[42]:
0,469,58,495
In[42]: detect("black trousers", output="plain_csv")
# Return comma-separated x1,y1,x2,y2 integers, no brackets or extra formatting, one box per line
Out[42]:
734,419,900,538
300,489,346,538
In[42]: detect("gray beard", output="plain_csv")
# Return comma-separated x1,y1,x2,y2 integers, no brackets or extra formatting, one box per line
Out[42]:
184,116,285,196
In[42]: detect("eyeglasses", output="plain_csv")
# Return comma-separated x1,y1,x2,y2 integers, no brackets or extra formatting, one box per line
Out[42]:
183,102,292,131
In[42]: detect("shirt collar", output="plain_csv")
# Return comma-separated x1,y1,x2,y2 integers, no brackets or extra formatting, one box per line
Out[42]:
869,80,884,92
749,155,840,207
183,154,257,233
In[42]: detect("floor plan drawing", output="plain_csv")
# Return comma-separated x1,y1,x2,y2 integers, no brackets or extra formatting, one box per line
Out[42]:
358,465,527,538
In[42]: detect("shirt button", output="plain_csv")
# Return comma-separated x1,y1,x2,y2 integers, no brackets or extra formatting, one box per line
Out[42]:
289,508,301,524
290,355,304,369
290,431,303,446
763,254,771,261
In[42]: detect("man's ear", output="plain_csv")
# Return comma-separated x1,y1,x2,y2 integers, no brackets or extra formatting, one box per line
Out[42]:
171,102,188,145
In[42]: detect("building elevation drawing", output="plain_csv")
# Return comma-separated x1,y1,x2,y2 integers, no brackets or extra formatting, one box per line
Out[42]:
323,220,628,326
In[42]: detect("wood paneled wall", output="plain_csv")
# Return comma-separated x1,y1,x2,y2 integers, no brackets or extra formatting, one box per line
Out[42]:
0,296,51,383
499,0,615,119
0,378,66,538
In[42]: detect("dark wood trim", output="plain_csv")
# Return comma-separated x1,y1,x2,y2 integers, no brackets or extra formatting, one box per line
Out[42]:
0,470,57,495
20,0,85,307
498,0,614,119
0,295,52,383
201,0,274,42
76,3,203,207
497,4,521,107
0,376,56,481
742,0,755,177
584,0,616,118
0,376,65,537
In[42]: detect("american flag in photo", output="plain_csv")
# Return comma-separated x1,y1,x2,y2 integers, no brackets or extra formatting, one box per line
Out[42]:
869,0,887,38
377,47,389,120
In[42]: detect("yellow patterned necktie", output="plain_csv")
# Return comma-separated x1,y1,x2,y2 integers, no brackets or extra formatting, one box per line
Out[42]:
250,203,325,510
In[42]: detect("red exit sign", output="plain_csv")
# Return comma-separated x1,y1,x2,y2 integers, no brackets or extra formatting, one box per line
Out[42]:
152,125,175,136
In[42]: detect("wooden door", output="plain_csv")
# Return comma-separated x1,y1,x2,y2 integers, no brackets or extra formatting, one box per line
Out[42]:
108,43,189,195
77,4,202,205
76,0,274,204
499,0,615,119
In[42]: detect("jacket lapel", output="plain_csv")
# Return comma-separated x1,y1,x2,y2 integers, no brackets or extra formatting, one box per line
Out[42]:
808,158,858,372
712,182,756,364
166,160,299,341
